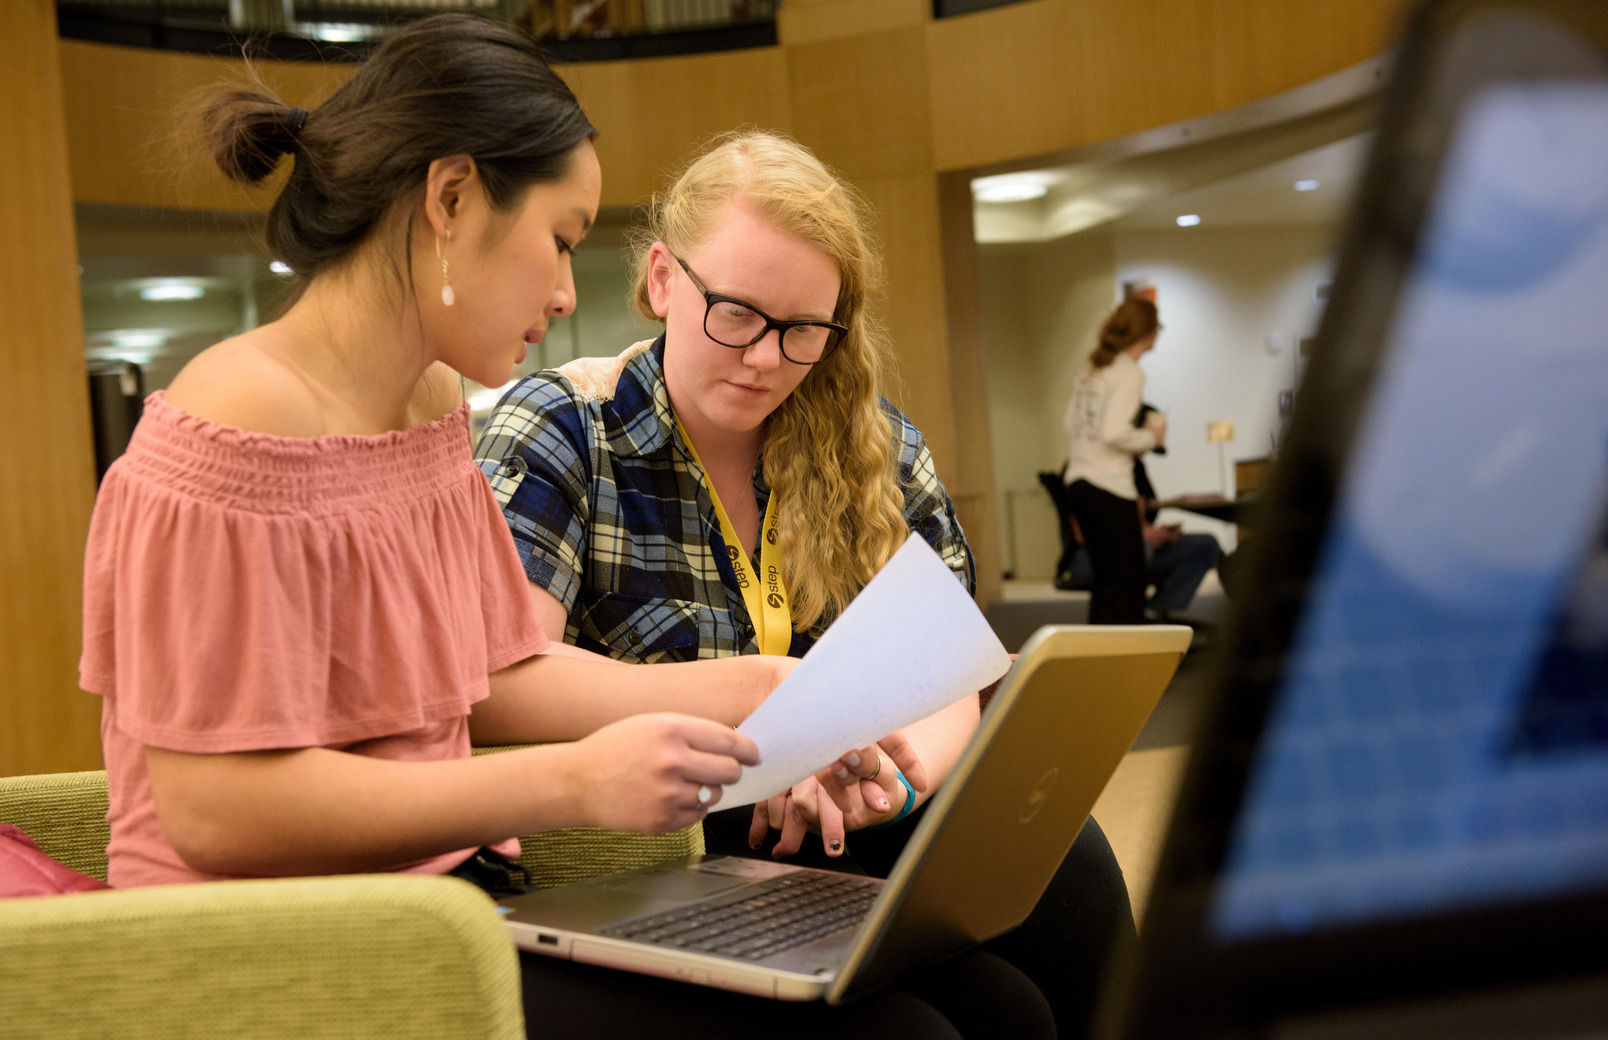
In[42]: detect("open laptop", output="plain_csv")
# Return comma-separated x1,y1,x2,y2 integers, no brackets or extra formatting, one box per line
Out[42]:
501,623,1190,1002
1099,2,1608,1038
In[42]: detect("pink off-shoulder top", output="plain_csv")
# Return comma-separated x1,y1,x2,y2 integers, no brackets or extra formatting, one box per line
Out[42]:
80,392,548,888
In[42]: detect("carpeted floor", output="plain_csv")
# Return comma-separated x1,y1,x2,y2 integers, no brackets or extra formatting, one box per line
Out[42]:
984,576,1229,749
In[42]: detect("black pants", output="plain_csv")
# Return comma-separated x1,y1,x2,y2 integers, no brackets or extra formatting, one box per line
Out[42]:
516,947,1053,1039
706,805,1137,1040
450,849,1055,1039
1066,479,1147,624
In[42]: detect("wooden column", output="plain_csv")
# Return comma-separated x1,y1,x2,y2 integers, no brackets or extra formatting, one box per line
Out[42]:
0,1,101,775
936,170,1004,608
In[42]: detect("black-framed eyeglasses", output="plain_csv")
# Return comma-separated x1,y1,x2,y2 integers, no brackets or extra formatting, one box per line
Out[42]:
674,254,847,365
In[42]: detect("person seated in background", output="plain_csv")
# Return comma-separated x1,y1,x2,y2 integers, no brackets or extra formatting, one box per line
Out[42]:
1129,438,1223,622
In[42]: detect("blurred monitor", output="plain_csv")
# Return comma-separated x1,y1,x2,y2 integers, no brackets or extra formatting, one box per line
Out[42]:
1102,2,1608,1037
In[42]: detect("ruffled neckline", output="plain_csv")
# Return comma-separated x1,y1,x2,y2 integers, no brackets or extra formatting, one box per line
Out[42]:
143,390,470,454
111,392,478,516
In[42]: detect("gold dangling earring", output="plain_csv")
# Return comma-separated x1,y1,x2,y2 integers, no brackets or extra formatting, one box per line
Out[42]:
436,232,455,307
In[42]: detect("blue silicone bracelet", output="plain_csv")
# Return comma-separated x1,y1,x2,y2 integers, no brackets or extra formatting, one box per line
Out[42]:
869,769,916,829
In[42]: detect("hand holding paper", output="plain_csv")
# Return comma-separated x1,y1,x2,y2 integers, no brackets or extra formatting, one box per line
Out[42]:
720,533,1012,807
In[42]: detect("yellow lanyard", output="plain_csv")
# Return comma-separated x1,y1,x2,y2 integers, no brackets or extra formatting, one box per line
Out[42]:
676,418,792,655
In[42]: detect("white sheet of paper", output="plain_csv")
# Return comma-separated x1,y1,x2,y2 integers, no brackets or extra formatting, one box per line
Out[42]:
721,533,1012,807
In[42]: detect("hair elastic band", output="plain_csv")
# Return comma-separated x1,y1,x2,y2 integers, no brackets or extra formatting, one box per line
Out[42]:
869,769,916,829
285,106,309,140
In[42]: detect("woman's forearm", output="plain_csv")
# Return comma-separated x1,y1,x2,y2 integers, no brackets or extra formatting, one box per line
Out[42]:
147,711,761,878
474,651,790,744
144,743,588,877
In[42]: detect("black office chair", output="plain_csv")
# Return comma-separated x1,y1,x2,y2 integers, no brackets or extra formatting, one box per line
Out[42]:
1037,468,1091,591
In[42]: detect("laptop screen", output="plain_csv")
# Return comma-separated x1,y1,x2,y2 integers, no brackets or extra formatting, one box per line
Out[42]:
1210,81,1608,941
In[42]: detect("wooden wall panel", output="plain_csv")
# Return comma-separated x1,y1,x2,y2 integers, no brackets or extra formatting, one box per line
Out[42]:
58,37,789,213
926,0,1088,174
776,0,926,46
1205,0,1410,107
59,39,352,213
557,48,794,206
1,3,101,775
927,0,1409,171
1069,0,1234,147
58,1,1412,202
786,26,933,182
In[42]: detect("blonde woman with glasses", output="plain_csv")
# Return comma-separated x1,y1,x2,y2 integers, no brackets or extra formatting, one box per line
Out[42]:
477,130,1135,1039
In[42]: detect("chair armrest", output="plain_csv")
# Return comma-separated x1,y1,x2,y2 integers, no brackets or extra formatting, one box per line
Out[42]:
0,759,707,891
513,824,704,887
0,771,109,881
472,745,705,886
0,874,523,1040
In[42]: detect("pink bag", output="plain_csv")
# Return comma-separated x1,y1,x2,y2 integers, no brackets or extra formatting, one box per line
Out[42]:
0,823,111,898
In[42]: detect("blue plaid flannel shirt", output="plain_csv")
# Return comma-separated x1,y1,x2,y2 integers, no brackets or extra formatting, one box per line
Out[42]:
474,338,974,662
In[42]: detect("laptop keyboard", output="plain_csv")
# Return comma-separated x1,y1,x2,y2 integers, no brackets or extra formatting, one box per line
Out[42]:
602,870,880,960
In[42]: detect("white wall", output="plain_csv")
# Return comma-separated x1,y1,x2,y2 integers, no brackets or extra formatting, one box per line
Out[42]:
465,237,662,432
981,221,1340,578
542,246,664,366
1116,223,1337,506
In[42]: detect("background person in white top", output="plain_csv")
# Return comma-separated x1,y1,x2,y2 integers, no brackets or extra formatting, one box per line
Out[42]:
1061,297,1168,623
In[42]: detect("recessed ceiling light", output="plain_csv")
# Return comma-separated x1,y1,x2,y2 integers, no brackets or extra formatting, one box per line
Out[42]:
972,173,1053,204
1295,179,1320,192
975,182,1049,203
139,283,204,301
113,332,166,349
1176,214,1202,227
270,261,293,275
298,22,374,42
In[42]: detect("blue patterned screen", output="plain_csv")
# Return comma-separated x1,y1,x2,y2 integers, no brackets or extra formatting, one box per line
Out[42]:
1212,84,1608,940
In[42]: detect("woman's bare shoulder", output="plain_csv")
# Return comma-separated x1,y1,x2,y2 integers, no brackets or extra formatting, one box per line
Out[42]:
163,333,329,437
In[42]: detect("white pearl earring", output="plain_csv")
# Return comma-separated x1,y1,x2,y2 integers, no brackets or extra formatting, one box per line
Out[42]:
436,232,454,307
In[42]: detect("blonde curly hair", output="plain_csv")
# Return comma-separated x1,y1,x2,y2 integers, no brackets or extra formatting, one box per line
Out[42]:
628,130,908,634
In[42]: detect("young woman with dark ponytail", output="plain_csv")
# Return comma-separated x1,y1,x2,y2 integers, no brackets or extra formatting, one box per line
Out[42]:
78,14,1052,1037
1061,296,1169,623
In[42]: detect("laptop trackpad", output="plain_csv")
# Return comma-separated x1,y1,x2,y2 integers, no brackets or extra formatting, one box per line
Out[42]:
588,869,750,901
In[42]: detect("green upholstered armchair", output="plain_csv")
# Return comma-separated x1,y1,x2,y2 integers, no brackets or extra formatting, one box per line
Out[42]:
0,763,703,1040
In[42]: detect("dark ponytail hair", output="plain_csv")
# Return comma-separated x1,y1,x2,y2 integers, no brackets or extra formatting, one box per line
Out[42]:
203,13,595,288
1090,296,1159,369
